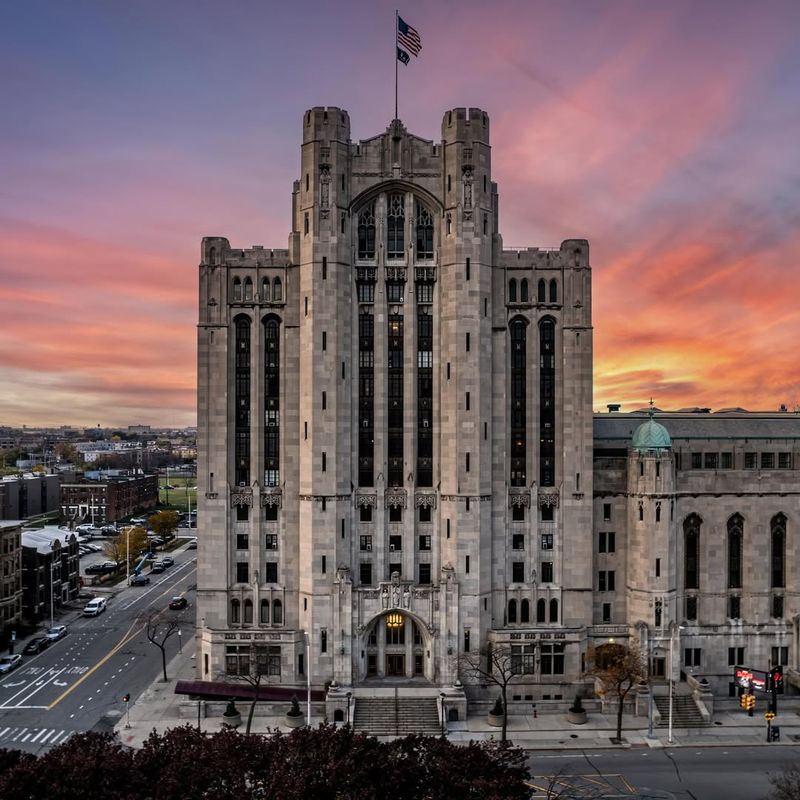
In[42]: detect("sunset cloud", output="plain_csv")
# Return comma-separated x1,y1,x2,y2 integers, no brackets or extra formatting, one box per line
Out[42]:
2,0,799,425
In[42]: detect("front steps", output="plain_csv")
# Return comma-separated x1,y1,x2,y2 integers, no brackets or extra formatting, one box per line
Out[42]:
653,694,707,727
352,693,441,737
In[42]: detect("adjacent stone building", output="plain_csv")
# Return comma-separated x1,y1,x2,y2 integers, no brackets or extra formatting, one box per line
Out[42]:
60,474,158,525
21,527,80,625
195,105,800,708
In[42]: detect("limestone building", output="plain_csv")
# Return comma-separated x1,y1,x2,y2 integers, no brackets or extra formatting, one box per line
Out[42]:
196,105,800,707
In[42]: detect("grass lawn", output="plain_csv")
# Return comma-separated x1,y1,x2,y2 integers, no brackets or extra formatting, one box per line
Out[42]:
158,475,197,513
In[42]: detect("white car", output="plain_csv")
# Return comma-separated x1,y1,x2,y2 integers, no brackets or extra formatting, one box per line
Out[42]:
0,654,22,674
83,597,107,616
45,625,67,641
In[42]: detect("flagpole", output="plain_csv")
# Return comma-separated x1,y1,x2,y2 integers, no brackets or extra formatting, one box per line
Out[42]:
394,8,399,120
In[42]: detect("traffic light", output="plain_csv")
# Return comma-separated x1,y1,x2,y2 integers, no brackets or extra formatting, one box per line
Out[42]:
122,693,130,704
740,693,755,714
771,666,784,691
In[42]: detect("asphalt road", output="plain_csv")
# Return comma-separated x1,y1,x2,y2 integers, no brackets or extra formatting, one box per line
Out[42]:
0,547,196,755
527,745,797,799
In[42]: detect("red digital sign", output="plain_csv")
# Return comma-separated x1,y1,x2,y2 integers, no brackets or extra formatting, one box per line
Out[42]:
734,666,766,691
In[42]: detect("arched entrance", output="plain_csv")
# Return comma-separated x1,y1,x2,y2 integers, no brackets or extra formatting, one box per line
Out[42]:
359,610,434,683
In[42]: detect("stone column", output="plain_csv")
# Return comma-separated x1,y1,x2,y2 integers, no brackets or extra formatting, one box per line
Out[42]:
377,618,386,677
405,621,414,677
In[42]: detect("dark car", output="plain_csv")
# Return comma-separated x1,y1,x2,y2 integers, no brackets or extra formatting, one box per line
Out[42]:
168,596,188,610
129,574,151,586
23,637,50,655
85,561,118,575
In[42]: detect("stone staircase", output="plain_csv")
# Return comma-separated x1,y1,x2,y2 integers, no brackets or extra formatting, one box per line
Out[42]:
352,693,441,737
653,694,707,727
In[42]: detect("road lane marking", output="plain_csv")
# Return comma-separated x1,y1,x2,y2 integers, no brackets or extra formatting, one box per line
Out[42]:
119,559,196,610
30,729,46,742
39,729,55,744
12,728,27,741
1,667,62,707
13,668,67,707
50,730,66,744
0,727,8,738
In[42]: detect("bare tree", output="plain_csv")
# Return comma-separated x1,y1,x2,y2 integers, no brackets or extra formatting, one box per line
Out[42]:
769,764,800,800
145,613,181,681
587,642,646,743
460,643,525,742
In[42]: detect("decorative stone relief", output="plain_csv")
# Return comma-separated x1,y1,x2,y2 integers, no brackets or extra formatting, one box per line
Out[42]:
385,266,407,282
414,492,437,509
384,488,407,509
508,490,531,508
538,491,560,509
260,489,282,508
230,487,253,508
319,165,331,219
415,266,436,282
355,493,377,509
462,166,473,220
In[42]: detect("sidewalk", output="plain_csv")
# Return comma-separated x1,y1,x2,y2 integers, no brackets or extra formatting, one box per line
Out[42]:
114,643,800,751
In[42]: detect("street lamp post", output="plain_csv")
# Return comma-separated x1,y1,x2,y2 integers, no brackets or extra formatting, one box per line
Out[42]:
178,628,183,653
439,692,446,737
668,622,685,744
304,630,311,725
49,556,55,630
346,691,352,725
125,526,131,587
647,635,654,739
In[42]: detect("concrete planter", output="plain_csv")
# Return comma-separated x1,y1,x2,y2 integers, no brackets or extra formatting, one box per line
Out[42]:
487,712,504,728
567,709,587,724
285,713,305,728
222,711,241,728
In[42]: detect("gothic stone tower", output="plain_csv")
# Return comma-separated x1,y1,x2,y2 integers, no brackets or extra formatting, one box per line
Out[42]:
196,106,594,699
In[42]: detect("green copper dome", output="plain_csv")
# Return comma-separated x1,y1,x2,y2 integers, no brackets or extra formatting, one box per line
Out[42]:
632,414,671,452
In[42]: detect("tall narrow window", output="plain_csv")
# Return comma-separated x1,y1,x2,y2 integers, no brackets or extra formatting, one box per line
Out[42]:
508,599,517,624
537,279,546,303
539,318,556,486
387,313,404,486
520,279,529,303
771,513,786,589
272,278,282,302
387,193,405,259
417,302,433,486
234,316,251,485
415,202,433,259
233,277,243,302
684,514,700,590
549,279,558,303
243,278,253,301
549,598,558,623
520,599,530,623
508,279,517,303
728,513,743,589
358,310,374,486
261,278,270,302
357,203,376,259
510,318,527,487
264,317,280,487
537,598,546,623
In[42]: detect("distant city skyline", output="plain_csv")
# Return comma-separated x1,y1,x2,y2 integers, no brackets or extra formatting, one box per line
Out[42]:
3,0,799,427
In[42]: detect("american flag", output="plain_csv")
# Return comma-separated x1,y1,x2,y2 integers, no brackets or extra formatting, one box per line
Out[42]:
397,16,422,57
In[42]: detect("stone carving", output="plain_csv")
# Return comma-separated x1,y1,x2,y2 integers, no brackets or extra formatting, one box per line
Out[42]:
356,493,377,509
385,266,407,282
462,166,473,220
415,267,436,282
230,487,253,507
261,489,282,508
508,490,530,508
384,489,407,509
414,492,437,509
538,491,560,509
319,165,331,219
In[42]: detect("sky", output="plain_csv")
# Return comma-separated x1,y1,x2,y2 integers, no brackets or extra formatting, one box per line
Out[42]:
2,0,799,428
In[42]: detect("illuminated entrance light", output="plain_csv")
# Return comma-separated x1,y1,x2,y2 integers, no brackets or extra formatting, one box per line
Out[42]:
386,612,404,629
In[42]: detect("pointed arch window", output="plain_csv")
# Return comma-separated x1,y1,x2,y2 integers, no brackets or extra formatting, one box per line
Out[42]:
537,278,546,303
357,203,376,259
549,278,558,303
520,598,530,623
244,598,253,624
233,277,243,302
520,279,529,303
230,598,241,624
536,598,546,623
272,598,283,625
415,202,433,259
387,193,405,259
264,317,280,487
771,513,786,588
234,316,251,486
549,598,559,623
508,279,517,303
272,278,282,303
684,514,701,590
261,278,270,302
260,599,270,624
508,599,517,624
539,318,556,486
510,318,527,486
243,278,253,301
728,513,743,589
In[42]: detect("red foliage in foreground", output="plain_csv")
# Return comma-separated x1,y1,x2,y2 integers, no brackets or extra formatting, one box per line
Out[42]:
0,725,529,800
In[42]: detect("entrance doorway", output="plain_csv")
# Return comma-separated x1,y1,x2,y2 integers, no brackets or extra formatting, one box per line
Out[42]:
387,654,405,676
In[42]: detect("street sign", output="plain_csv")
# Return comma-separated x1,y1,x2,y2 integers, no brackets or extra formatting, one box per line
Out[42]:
734,666,767,692
765,711,776,721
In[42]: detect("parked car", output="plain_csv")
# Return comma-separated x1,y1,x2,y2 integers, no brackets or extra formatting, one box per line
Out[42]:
0,654,22,674
85,561,118,575
129,574,151,586
100,525,117,535
147,535,163,545
83,597,107,616
187,538,197,549
168,596,188,610
151,561,165,574
161,556,174,567
23,637,50,655
45,625,67,641
130,516,147,525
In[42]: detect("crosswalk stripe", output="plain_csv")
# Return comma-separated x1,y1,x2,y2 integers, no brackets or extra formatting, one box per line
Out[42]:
30,729,46,742
49,730,66,744
21,732,32,741
39,729,55,744
0,727,9,738
12,728,27,741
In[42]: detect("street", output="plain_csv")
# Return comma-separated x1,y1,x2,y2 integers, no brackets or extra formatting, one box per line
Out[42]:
527,744,797,799
0,548,196,755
